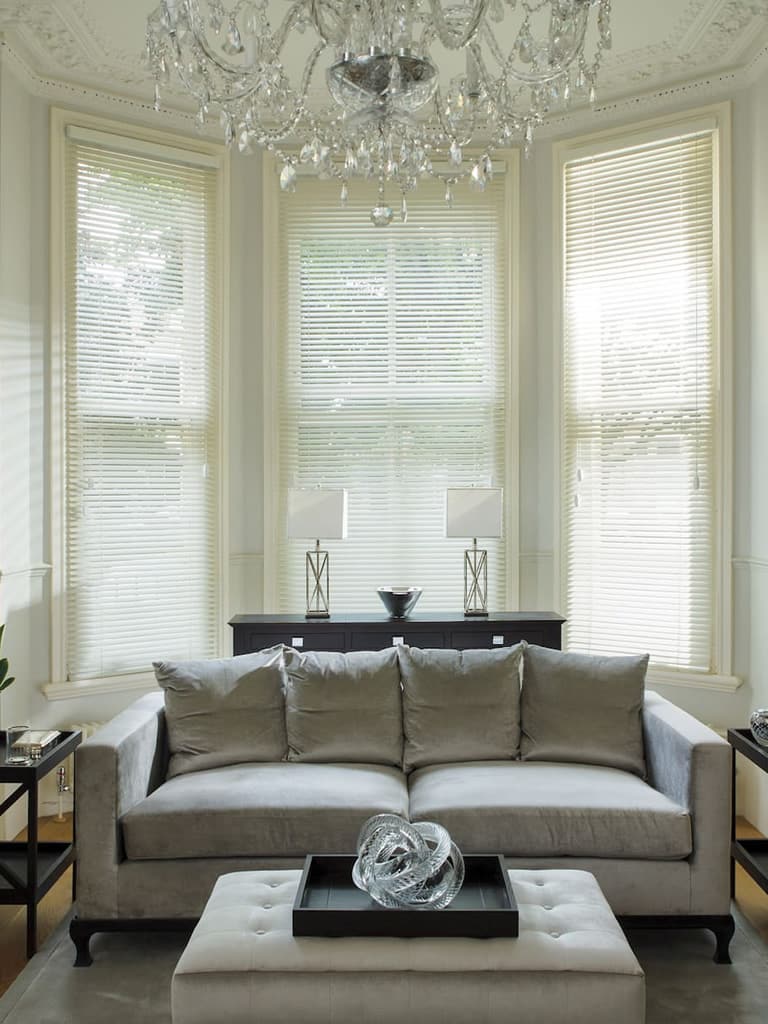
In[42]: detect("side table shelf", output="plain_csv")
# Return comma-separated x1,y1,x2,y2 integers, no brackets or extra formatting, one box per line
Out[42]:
0,730,82,958
727,728,768,896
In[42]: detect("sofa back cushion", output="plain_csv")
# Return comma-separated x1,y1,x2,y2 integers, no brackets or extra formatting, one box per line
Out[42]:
399,645,523,772
155,647,287,778
284,647,403,766
520,643,648,777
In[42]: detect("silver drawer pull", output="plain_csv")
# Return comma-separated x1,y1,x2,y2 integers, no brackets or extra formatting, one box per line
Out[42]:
392,636,404,646
291,637,304,648
492,635,505,646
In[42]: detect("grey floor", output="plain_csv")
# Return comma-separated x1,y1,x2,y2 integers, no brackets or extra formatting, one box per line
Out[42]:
1,909,767,1024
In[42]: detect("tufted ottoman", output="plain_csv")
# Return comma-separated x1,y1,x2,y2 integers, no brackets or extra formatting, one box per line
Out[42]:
171,868,645,1024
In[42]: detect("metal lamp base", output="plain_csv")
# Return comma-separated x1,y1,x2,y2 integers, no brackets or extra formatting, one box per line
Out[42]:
305,542,331,618
463,541,489,616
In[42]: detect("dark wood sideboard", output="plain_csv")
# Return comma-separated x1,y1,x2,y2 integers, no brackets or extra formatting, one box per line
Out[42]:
229,612,565,655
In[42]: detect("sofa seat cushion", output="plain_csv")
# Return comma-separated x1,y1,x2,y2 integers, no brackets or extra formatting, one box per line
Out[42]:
408,761,691,860
122,762,409,860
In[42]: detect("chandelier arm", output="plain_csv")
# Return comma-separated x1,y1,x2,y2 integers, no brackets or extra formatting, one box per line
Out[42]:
430,88,478,151
427,0,493,50
271,1,336,55
495,6,591,85
249,42,331,142
307,0,347,46
176,0,330,83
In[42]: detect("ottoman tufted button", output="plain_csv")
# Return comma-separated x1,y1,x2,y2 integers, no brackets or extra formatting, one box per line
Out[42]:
270,882,279,888
543,904,553,911
263,904,272,910
550,931,560,938
536,880,545,887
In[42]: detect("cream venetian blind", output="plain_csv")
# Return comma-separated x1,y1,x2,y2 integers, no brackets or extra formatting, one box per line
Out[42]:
562,128,717,671
63,127,221,680
275,176,511,612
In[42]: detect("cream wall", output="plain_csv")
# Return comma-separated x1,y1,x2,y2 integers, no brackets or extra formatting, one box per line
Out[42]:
1,46,767,829
741,61,768,834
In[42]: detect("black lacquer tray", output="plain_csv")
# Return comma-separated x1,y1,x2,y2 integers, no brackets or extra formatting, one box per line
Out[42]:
292,854,518,938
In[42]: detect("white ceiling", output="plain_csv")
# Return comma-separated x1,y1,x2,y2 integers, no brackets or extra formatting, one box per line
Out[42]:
0,1,767,111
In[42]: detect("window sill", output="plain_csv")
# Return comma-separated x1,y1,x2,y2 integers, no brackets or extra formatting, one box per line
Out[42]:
647,667,742,694
43,671,157,702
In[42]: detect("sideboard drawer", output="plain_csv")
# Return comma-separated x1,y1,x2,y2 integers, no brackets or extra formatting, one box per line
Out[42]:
236,630,347,654
450,628,542,650
350,630,447,650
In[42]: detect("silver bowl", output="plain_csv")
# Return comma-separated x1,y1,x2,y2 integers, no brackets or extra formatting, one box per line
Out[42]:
377,586,423,619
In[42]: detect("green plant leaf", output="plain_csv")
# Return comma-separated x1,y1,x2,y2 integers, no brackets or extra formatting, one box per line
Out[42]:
0,656,8,679
0,623,5,647
0,676,14,691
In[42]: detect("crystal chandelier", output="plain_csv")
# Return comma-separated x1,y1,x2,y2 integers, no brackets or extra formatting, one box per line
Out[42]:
146,1,612,225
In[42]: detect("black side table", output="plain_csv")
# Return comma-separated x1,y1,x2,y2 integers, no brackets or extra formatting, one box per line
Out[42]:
727,728,768,899
0,730,82,957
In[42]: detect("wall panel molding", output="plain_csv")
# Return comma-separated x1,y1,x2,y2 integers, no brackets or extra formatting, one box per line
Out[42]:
0,564,51,580
733,557,768,571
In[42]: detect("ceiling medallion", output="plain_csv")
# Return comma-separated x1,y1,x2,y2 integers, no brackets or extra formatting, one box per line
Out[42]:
147,0,612,225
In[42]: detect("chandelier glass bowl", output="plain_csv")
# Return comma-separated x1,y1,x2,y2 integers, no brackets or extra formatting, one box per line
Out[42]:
147,0,612,224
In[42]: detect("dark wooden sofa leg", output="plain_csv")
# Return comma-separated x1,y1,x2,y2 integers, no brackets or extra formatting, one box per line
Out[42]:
711,915,736,964
69,918,94,967
618,914,736,964
70,917,198,966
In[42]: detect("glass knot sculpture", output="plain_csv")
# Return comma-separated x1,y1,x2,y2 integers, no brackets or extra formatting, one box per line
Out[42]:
352,813,465,910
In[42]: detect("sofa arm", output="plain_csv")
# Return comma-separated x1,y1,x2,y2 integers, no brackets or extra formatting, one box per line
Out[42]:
642,689,731,915
75,690,167,919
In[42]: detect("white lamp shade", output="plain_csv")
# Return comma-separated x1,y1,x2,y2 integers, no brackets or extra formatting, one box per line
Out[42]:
286,488,348,540
445,487,503,539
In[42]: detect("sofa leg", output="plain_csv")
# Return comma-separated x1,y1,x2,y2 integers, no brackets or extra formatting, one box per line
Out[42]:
69,917,198,966
69,918,93,967
618,913,736,963
711,915,735,964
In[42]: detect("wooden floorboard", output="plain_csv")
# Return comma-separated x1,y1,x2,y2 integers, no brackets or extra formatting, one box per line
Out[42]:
0,814,766,997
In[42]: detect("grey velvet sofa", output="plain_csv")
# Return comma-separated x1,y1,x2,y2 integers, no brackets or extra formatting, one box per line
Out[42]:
71,642,734,964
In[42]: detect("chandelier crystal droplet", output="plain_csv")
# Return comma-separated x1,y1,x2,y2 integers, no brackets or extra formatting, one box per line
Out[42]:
146,0,612,224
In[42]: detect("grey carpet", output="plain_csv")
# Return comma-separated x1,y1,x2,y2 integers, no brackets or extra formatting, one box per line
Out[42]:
1,909,767,1023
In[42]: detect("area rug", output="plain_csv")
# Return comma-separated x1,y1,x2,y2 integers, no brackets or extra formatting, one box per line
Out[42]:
1,909,767,1024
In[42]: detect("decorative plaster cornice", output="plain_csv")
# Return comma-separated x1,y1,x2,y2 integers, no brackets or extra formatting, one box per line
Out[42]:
536,66,744,140
1,2,768,136
0,0,154,93
0,37,216,137
588,0,768,98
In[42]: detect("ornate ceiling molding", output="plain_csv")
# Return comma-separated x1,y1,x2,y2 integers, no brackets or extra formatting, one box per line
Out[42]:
0,1,150,91
1,2,767,125
588,1,768,97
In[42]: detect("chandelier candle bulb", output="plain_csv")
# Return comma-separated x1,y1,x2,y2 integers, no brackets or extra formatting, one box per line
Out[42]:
146,0,612,224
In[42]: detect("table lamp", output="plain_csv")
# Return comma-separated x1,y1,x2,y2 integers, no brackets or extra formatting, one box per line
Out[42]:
445,487,503,616
286,488,348,618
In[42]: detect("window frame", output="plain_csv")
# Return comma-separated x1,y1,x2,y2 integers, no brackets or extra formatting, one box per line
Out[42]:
261,152,521,614
47,108,230,700
553,103,737,693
